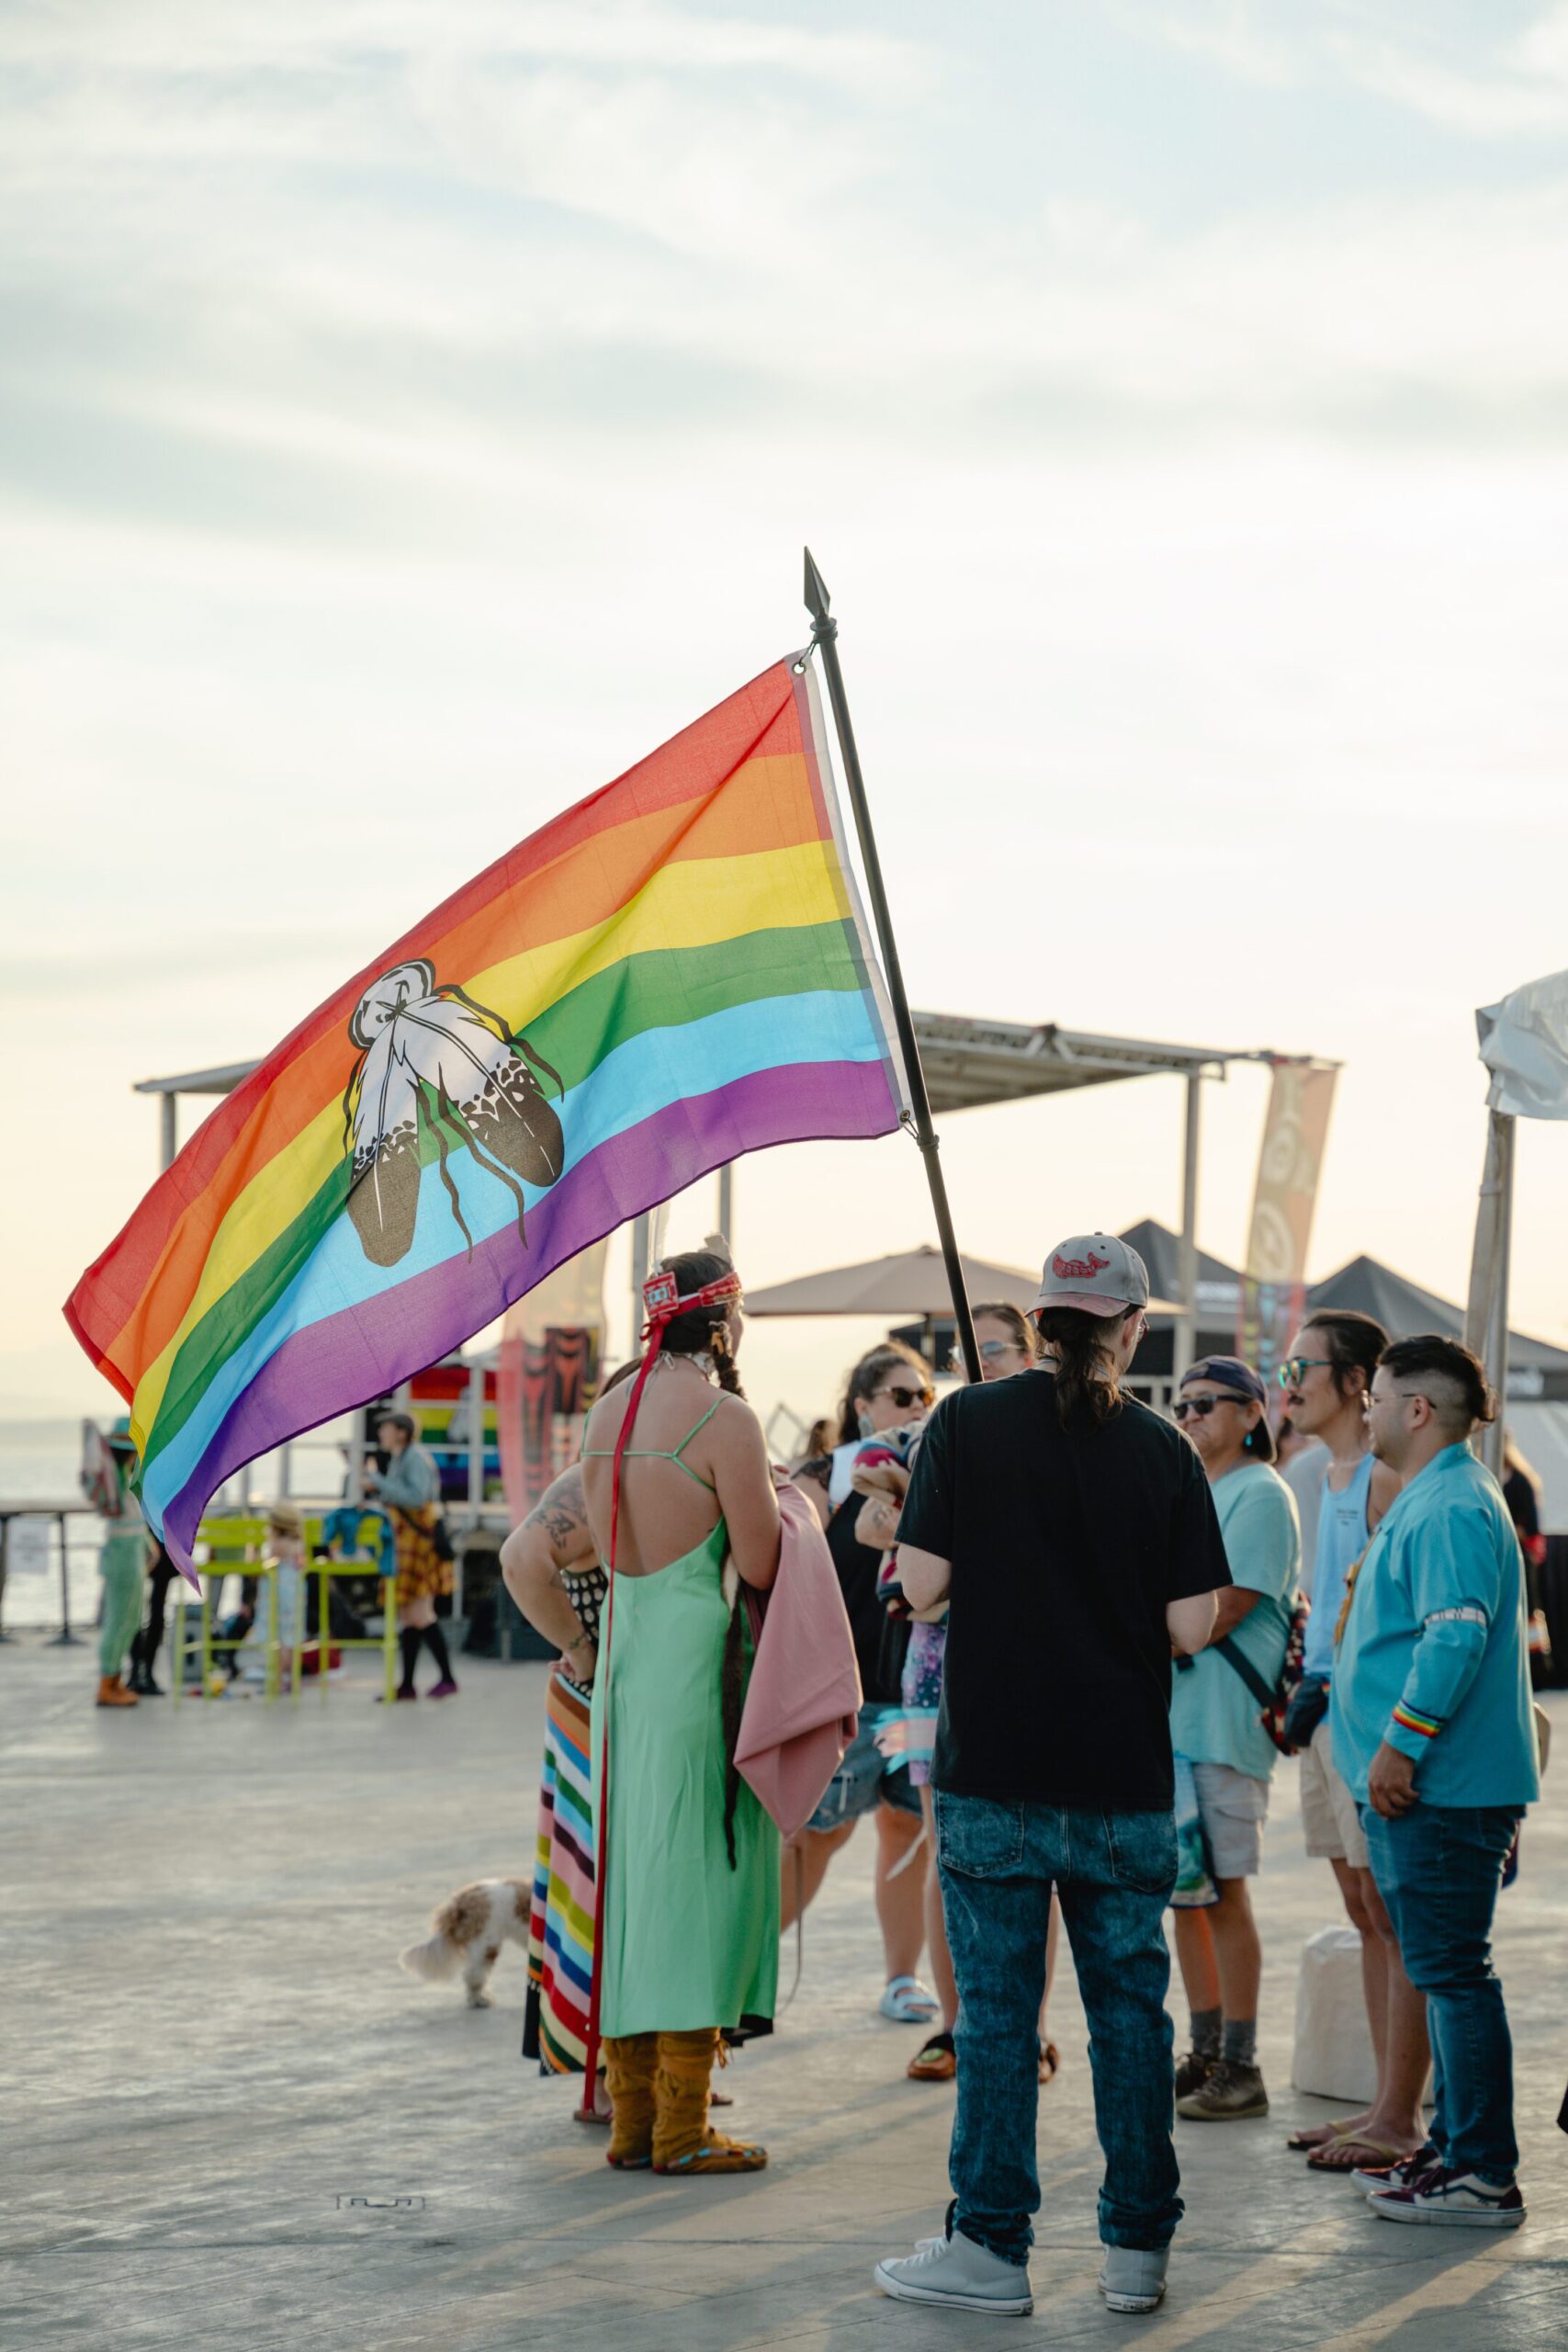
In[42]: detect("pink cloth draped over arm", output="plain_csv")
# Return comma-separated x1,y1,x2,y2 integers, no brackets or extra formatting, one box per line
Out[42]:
734,1482,862,1838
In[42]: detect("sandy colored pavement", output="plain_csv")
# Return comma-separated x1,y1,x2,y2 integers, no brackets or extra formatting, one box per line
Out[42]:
3,1644,1565,2351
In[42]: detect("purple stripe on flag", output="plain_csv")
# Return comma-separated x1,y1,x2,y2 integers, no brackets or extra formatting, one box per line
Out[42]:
162,1057,897,1567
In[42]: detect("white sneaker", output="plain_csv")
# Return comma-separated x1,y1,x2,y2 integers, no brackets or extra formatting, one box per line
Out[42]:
875,2231,1033,2315
1098,2245,1169,2313
1368,2166,1526,2229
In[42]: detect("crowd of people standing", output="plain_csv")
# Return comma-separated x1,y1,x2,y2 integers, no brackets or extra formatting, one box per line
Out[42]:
86,1216,1547,2315
497,1229,1541,2323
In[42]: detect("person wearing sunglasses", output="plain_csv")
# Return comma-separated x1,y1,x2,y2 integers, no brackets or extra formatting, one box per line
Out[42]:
786,1341,940,2026
876,1235,1230,2320
1275,1312,1422,2179
1168,1357,1301,2126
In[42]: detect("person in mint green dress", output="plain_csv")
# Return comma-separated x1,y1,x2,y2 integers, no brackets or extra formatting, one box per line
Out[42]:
580,1248,784,2177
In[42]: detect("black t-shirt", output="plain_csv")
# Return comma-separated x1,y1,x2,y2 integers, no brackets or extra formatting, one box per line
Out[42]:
826,1489,906,1706
897,1370,1231,1811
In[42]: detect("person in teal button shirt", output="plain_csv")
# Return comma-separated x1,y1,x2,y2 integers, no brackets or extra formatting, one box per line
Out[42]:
1334,1334,1539,2229
1168,1357,1300,2124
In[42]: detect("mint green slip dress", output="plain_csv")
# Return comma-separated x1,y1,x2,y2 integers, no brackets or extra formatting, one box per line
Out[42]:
586,1406,780,2040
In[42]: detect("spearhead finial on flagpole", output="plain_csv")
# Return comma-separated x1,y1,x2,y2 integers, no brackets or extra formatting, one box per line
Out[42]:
803,547,836,641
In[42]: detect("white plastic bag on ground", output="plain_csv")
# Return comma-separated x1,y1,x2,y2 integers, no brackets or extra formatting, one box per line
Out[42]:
1292,1925,1377,2105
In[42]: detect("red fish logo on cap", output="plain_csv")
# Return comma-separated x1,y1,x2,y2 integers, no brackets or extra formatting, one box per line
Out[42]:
1054,1250,1111,1280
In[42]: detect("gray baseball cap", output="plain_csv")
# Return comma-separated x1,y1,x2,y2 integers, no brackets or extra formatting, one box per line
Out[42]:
1032,1232,1150,1319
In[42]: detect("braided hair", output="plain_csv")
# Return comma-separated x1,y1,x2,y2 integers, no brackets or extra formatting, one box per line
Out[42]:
651,1247,749,1861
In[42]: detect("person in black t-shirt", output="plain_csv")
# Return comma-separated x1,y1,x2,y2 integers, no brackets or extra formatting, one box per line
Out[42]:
875,1235,1229,2323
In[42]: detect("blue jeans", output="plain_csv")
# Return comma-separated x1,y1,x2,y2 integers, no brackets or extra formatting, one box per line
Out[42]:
935,1792,1182,2265
1361,1802,1523,2184
803,1706,921,1829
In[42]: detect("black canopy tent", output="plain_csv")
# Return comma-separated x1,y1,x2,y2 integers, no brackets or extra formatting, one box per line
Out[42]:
1122,1216,1568,1389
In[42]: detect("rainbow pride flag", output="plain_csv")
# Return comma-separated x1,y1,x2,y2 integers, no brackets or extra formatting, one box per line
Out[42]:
65,658,907,1571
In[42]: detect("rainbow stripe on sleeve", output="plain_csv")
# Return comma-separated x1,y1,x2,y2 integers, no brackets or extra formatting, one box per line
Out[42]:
1391,1703,1443,1742
64,657,906,1570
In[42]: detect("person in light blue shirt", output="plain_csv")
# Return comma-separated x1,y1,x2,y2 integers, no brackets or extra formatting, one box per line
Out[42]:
1168,1357,1300,2124
1334,1336,1538,2231
1277,1310,1423,2178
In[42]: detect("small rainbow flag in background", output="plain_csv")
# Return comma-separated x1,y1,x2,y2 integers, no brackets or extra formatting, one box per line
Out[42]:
65,657,907,1572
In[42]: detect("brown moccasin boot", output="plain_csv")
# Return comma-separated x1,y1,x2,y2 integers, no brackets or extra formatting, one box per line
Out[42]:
96,1674,139,1707
603,2033,659,2168
651,2029,767,2175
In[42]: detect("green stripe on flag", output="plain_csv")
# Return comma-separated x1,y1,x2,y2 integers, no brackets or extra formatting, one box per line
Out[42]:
141,920,869,1476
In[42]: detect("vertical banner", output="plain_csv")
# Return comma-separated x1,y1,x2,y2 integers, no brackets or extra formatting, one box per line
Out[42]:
496,1241,609,1523
1236,1059,1338,1390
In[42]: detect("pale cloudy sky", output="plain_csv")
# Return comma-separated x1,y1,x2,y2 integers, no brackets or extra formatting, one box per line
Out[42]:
6,0,1568,1427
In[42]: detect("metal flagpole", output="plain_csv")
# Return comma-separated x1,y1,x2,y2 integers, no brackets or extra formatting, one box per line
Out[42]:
1478,1111,1515,1479
802,550,981,1385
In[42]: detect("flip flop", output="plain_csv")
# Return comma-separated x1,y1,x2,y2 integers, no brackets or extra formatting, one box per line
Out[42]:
1038,2040,1061,2087
1286,2120,1363,2152
879,1974,940,2024
1306,2134,1414,2175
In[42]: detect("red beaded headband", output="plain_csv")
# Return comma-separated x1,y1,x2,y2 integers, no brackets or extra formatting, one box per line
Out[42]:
639,1266,742,1339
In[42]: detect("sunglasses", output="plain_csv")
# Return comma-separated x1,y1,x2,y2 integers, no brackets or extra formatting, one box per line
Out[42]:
947,1340,1023,1371
873,1384,934,1410
1278,1357,1334,1389
1173,1393,1249,1421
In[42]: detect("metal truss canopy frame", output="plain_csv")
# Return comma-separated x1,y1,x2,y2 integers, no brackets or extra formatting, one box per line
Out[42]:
133,1017,1298,1369
910,1012,1259,1114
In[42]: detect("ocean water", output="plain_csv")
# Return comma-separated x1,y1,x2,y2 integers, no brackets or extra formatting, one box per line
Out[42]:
0,1421,107,1631
0,1421,333,1633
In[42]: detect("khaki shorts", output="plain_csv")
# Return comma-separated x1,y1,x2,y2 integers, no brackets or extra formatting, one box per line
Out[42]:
1299,1716,1369,1870
1190,1759,1269,1880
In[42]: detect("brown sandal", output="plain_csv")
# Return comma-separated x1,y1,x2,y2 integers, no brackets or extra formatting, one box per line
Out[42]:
1305,2133,1413,2175
908,2030,957,2081
1038,2040,1060,2087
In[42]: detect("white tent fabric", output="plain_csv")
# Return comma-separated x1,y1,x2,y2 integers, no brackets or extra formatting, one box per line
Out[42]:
1477,967,1568,1118
1468,968,1568,1471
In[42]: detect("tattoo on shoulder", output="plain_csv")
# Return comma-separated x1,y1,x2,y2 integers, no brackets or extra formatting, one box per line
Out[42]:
525,1468,586,1551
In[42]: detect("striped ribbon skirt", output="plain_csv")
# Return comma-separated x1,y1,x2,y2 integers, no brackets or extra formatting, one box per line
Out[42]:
522,1665,596,2075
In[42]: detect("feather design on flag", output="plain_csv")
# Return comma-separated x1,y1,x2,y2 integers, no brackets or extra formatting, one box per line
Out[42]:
63,654,908,1577
343,960,565,1265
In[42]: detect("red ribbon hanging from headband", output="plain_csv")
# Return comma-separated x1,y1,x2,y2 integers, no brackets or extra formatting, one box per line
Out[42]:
580,1262,742,2112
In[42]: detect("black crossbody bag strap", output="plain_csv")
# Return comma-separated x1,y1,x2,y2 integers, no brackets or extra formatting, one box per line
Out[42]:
1213,1634,1278,1709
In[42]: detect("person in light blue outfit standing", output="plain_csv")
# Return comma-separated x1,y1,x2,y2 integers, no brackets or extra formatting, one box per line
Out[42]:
1168,1356,1300,2123
1276,1311,1427,2179
1335,1335,1539,2231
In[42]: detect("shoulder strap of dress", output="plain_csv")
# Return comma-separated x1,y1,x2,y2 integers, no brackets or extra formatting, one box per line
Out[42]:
671,1397,724,1456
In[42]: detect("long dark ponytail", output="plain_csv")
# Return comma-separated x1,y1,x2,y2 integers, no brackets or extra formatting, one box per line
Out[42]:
1036,1305,1128,1427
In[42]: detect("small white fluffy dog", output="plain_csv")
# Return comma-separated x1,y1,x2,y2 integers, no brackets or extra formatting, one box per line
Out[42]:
400,1878,530,2007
